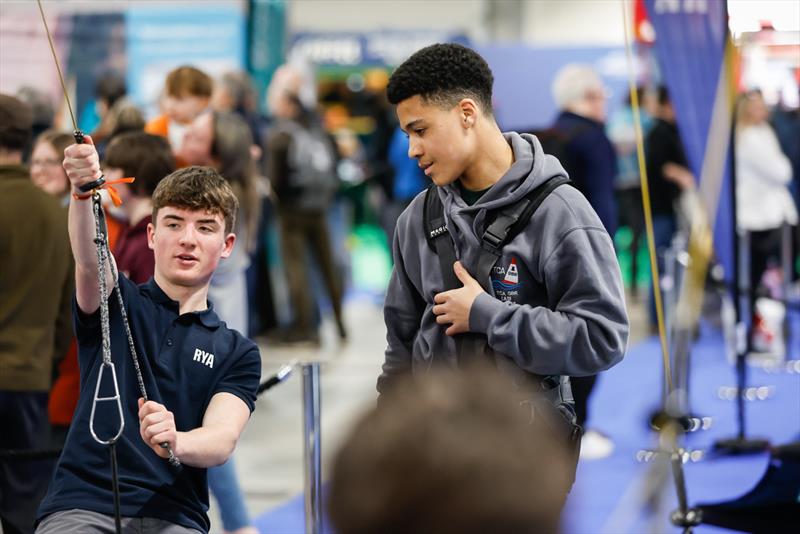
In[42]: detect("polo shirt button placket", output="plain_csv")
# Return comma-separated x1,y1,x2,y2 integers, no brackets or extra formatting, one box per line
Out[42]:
166,338,174,347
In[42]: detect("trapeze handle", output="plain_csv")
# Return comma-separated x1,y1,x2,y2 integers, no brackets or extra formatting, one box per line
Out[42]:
89,361,125,446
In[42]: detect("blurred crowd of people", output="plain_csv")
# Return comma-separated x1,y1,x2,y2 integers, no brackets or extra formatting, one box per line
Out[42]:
1,53,798,533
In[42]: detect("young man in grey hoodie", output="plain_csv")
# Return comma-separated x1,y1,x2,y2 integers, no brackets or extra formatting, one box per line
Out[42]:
377,43,629,479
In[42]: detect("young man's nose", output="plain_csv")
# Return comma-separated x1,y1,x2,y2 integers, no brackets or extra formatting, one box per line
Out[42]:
407,138,423,159
178,226,198,246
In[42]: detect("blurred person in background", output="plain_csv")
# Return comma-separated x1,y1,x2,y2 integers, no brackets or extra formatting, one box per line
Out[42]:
212,70,266,147
30,130,73,204
770,92,800,212
28,130,79,448
15,87,55,163
735,89,797,351
549,64,619,460
90,72,128,157
102,98,146,144
0,94,73,534
644,86,696,329
212,70,278,336
265,65,347,345
607,86,657,298
147,65,213,167
329,365,572,534
179,110,261,534
104,132,176,284
381,125,429,246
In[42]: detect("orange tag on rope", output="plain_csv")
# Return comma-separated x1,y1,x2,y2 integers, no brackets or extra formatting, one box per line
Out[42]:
73,177,135,207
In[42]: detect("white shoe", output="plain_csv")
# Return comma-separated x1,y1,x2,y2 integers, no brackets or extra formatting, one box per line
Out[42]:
579,429,614,460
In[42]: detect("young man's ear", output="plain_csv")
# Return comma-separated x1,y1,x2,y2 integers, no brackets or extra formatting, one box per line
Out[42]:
220,232,236,259
147,221,156,250
458,98,478,128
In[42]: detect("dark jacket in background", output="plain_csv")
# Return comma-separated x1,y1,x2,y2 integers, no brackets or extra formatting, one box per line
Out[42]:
644,118,687,219
0,164,73,391
551,111,618,237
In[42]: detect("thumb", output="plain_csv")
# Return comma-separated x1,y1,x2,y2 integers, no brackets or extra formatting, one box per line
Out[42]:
81,134,95,146
453,261,475,285
138,398,145,409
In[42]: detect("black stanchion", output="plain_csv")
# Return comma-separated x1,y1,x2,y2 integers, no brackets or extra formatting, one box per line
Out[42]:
712,114,771,456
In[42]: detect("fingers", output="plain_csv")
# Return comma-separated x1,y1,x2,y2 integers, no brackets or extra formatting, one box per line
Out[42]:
139,407,176,449
138,399,165,420
144,421,175,446
63,140,102,189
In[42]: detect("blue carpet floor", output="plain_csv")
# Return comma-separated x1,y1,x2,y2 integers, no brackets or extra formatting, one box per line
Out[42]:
254,323,800,534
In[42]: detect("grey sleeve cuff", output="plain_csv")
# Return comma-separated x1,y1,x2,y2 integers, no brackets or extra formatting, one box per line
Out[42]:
469,292,505,333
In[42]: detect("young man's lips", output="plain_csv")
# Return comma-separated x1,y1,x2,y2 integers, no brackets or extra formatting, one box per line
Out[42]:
175,254,198,262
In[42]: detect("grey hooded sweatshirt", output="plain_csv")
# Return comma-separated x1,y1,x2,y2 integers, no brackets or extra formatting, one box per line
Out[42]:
377,132,628,394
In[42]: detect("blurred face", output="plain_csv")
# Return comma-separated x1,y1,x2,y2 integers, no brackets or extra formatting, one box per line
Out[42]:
30,141,69,196
583,86,608,123
179,112,214,166
745,93,769,124
396,95,475,187
163,93,209,125
147,206,234,289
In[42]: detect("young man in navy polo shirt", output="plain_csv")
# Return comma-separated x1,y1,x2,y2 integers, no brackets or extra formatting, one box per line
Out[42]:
36,136,261,533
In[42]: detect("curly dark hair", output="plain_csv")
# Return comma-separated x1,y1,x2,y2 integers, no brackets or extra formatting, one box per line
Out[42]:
386,43,494,116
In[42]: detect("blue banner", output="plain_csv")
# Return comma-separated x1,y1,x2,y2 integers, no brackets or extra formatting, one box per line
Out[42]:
646,0,733,277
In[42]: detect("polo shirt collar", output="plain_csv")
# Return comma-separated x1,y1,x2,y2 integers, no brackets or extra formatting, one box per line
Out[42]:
143,278,222,328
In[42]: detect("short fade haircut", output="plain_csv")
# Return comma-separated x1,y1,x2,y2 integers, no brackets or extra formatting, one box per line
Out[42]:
165,66,213,99
386,43,494,116
328,365,571,534
151,166,238,234
105,132,175,198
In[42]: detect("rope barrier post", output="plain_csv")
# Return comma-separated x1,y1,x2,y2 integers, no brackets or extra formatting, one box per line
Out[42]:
714,228,771,454
781,222,793,360
302,363,322,534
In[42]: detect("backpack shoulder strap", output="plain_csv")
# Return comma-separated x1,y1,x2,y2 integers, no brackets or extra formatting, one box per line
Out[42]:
481,175,572,255
423,185,461,291
423,185,446,253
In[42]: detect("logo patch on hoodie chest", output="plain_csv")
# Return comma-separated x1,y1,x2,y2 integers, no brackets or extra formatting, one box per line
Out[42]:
491,257,523,302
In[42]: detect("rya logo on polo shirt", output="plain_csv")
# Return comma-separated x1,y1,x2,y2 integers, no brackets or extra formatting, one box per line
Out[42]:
193,348,215,368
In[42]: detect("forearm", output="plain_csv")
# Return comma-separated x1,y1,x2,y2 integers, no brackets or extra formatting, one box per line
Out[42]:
471,294,627,376
378,243,424,395
69,195,115,313
174,424,239,468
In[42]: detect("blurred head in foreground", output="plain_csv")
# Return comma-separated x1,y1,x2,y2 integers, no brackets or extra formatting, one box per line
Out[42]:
328,365,571,534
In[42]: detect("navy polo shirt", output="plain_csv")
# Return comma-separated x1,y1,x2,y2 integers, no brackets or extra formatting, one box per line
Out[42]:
37,274,261,533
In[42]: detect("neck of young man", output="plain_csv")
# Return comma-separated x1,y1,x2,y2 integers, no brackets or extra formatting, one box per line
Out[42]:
459,126,514,192
153,270,211,316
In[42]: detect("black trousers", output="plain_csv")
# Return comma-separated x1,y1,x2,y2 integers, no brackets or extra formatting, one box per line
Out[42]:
570,375,598,428
0,391,54,534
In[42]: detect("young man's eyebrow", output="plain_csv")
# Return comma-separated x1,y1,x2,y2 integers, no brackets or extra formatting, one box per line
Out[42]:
197,218,220,225
403,119,423,132
163,214,185,221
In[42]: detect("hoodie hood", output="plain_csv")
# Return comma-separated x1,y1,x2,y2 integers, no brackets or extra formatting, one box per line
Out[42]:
440,131,567,211
437,132,568,267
